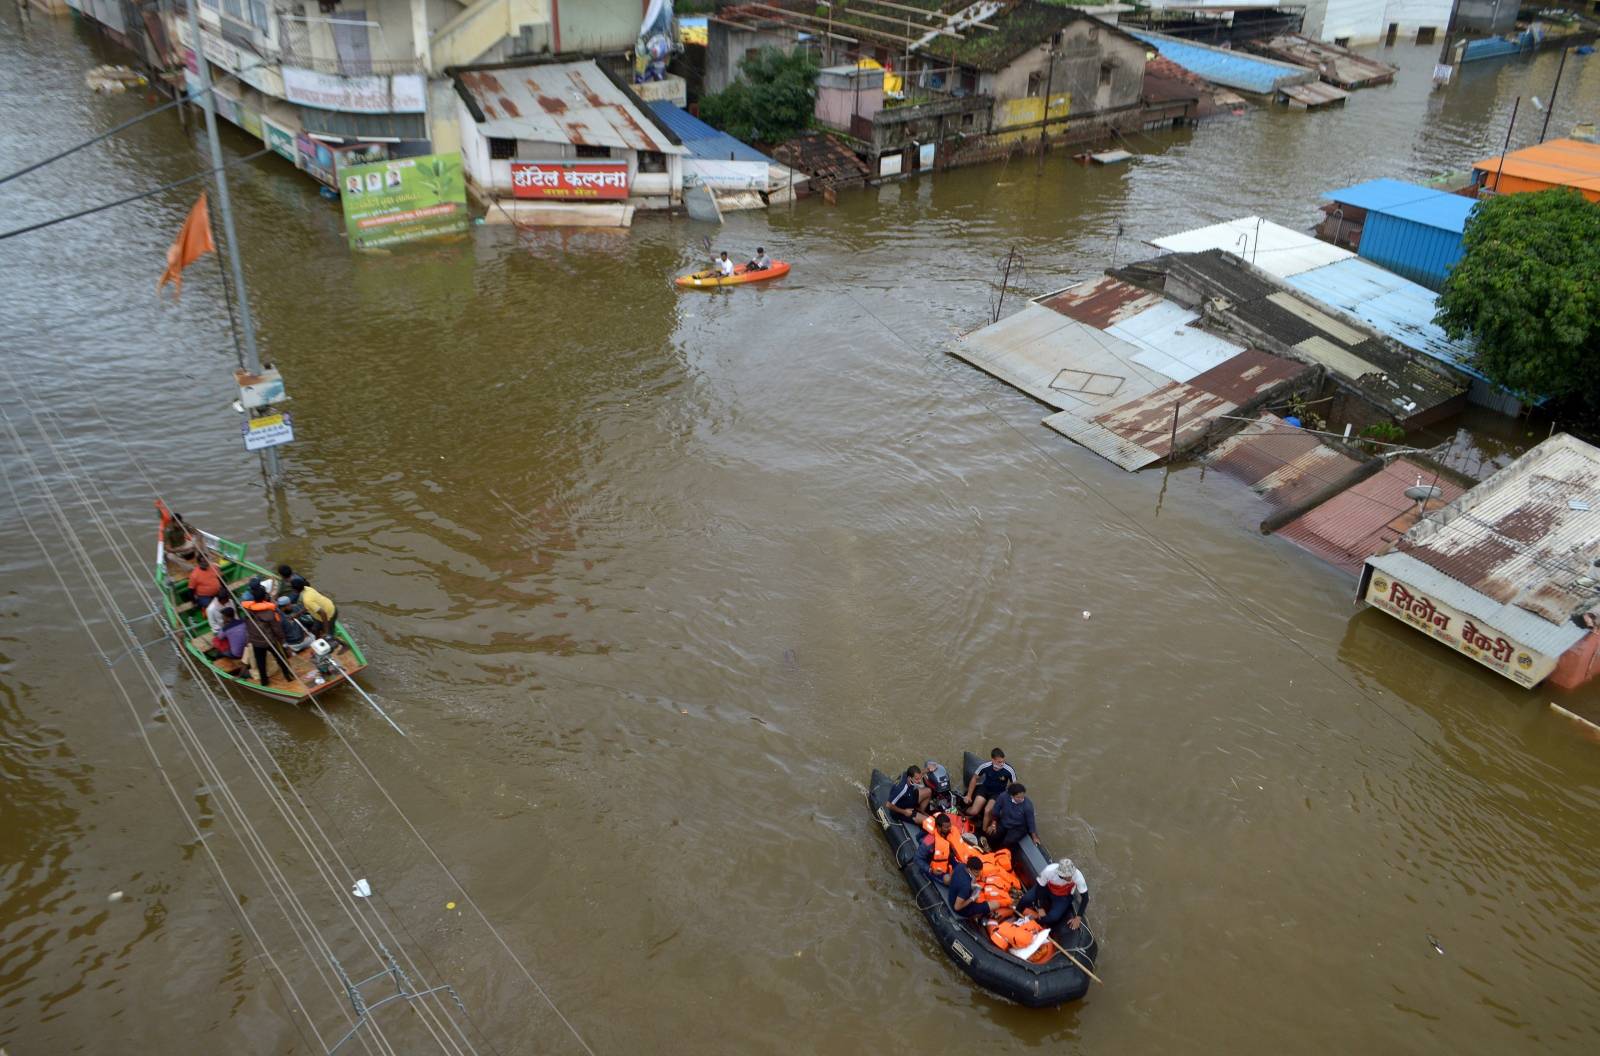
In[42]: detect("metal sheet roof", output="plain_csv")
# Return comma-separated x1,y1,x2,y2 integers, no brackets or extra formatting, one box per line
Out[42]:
1383,434,1600,639
1149,217,1353,279
1382,193,1476,233
1472,137,1600,192
456,62,684,154
1107,301,1245,383
647,101,770,163
1277,458,1465,573
1037,276,1163,328
1284,257,1482,380
1127,30,1315,94
1322,178,1442,213
951,302,1159,413
1206,415,1365,510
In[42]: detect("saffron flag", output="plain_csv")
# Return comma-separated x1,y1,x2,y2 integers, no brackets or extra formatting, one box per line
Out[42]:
157,193,216,297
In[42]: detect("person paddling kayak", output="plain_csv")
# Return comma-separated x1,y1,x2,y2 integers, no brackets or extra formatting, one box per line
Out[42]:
716,251,733,277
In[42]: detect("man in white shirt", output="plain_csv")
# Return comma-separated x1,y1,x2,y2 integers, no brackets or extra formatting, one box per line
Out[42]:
716,251,734,277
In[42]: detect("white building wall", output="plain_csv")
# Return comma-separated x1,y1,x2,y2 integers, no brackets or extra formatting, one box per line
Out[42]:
1312,0,1452,42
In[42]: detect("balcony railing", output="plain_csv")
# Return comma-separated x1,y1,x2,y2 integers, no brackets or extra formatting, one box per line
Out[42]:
274,48,425,76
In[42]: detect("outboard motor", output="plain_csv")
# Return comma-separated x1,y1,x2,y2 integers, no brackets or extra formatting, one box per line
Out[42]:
923,760,952,811
308,637,336,685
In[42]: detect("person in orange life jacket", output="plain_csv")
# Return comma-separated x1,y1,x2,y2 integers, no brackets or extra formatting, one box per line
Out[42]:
987,783,1039,851
986,916,1056,964
917,812,957,877
240,584,295,687
1018,857,1089,932
887,765,932,823
964,747,1016,829
947,856,987,920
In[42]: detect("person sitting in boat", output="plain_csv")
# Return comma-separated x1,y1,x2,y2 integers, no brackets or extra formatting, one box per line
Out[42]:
716,251,734,278
161,507,197,560
205,594,230,635
187,553,223,613
276,595,312,653
745,247,771,272
987,783,1039,851
886,765,931,823
963,747,1016,830
985,915,1056,964
947,856,988,921
1018,858,1088,934
289,575,343,651
211,606,249,671
241,584,297,687
917,812,958,878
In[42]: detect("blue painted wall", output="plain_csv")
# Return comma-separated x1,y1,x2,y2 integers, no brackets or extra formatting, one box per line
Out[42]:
1357,214,1466,291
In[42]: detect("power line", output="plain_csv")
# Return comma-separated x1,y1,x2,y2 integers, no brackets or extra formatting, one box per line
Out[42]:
0,147,273,242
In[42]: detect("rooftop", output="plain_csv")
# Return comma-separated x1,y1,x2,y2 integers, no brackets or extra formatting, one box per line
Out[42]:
1472,137,1600,192
454,60,683,154
1278,458,1465,574
1127,29,1314,95
1206,414,1364,513
647,101,771,164
1323,178,1477,232
1149,216,1352,278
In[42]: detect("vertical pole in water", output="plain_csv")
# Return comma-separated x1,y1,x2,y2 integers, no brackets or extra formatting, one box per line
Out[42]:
1493,96,1520,193
1168,401,1181,457
994,246,1016,323
185,0,277,483
1539,48,1568,143
1037,48,1056,173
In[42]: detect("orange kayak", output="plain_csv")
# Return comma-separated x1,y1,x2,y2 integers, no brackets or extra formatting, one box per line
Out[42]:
675,260,790,289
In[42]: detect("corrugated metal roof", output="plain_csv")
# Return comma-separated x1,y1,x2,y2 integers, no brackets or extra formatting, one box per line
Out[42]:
1038,277,1247,384
1208,415,1351,511
1037,276,1163,328
1278,458,1465,573
1284,257,1482,381
647,101,771,163
1149,217,1353,279
1387,434,1600,634
1128,30,1316,94
457,62,684,154
1322,178,1442,213
1472,137,1600,192
951,302,1158,412
1382,193,1476,233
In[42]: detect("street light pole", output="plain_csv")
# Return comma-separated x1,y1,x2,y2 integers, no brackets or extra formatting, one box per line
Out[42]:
183,0,277,481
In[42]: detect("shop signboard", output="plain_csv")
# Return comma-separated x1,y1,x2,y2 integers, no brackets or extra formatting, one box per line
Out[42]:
1362,568,1555,686
262,117,298,164
176,22,282,96
238,107,263,141
509,160,630,200
283,67,426,114
338,153,469,250
242,412,294,452
296,134,337,187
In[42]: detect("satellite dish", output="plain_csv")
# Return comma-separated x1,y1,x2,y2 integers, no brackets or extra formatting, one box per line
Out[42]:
1405,484,1443,503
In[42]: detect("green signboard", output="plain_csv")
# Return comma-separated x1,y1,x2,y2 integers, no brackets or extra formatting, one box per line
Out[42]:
261,116,297,164
338,153,469,250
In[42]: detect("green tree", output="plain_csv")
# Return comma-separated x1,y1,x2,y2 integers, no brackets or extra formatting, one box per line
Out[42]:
698,47,819,144
1434,189,1600,405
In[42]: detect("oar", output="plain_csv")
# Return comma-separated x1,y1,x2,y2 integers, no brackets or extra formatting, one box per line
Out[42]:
1048,933,1103,985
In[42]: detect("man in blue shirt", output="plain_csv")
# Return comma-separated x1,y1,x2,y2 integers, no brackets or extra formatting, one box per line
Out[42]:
963,747,1017,829
946,855,986,920
886,765,931,823
987,783,1039,851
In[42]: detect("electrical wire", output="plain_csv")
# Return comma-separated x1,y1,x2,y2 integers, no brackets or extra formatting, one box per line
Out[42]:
0,148,273,242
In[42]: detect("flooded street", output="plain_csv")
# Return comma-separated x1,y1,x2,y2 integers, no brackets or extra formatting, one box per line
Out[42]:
3,17,1599,1053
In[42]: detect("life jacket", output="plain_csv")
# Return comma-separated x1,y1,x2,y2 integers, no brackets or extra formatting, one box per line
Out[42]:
920,815,955,876
977,854,1021,906
241,598,281,626
986,918,1056,964
1047,874,1077,898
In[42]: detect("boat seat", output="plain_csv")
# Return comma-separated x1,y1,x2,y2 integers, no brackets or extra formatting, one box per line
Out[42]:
175,575,254,615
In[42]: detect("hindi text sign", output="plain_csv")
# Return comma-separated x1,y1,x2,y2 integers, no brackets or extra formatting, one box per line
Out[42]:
1364,570,1554,686
510,161,631,200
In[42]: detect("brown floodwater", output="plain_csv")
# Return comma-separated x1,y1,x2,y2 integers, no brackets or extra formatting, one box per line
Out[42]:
3,16,1599,1054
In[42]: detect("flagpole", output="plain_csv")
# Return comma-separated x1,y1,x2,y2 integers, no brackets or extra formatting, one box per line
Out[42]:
184,0,278,482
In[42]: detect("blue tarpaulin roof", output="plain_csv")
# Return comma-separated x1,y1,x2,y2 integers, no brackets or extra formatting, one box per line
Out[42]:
1129,31,1311,95
1323,178,1476,232
647,102,771,164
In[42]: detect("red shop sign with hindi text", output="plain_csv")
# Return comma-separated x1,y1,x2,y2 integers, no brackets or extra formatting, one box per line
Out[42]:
510,160,631,200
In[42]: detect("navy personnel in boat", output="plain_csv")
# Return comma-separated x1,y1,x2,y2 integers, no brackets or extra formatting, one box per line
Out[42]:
947,855,988,921
886,764,931,823
987,783,1040,851
1019,858,1089,933
745,246,771,272
963,747,1016,831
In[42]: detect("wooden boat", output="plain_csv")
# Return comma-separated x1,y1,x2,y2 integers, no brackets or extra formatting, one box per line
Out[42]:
156,507,367,701
866,751,1099,1006
674,260,790,289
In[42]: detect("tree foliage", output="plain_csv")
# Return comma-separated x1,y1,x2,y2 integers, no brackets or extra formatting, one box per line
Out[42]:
698,47,818,145
1434,189,1600,405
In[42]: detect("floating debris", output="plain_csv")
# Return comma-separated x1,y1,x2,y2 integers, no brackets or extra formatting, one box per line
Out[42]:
86,66,147,94
1427,933,1444,955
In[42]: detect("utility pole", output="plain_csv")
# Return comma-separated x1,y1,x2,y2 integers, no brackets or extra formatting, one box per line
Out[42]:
1036,47,1057,172
1539,46,1568,143
184,0,278,481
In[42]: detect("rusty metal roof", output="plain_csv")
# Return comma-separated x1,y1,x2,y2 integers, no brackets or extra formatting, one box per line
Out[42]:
1042,349,1309,471
1037,276,1163,328
1206,414,1363,510
1277,458,1464,574
1384,434,1600,632
456,61,684,154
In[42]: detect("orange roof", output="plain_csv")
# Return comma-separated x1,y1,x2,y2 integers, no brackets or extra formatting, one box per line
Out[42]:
1473,137,1600,191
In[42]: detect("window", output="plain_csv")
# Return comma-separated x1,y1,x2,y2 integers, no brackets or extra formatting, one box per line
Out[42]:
1027,71,1042,97
488,137,517,160
1099,62,1113,88
1051,31,1063,48
575,144,611,159
249,0,268,32
1416,27,1437,44
637,150,667,173
961,111,974,128
959,67,976,94
1334,37,1350,47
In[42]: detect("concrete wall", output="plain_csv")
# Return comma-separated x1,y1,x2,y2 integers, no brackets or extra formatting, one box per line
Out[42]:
984,21,1145,118
554,0,646,54
706,22,796,94
1454,0,1520,34
1307,0,1452,43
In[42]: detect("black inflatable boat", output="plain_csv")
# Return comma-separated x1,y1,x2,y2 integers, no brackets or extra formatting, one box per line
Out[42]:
867,751,1098,1007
